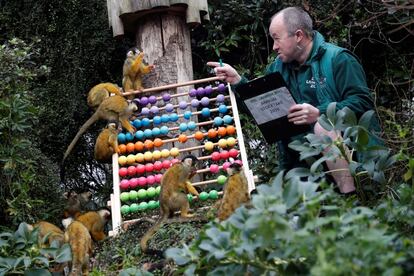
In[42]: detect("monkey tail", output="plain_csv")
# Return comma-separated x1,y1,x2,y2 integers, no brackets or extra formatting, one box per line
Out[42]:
140,217,165,253
62,112,99,163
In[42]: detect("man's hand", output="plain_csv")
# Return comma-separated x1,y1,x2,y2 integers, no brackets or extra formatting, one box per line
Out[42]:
207,62,242,85
287,103,320,125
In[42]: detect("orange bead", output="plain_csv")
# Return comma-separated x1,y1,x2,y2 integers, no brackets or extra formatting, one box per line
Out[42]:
178,134,188,143
194,131,204,141
118,144,127,154
134,141,144,152
153,138,164,148
126,142,135,153
208,128,217,139
226,125,236,135
217,127,227,137
144,139,154,150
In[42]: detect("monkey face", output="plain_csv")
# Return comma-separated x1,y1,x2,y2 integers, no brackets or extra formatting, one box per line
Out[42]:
226,163,242,176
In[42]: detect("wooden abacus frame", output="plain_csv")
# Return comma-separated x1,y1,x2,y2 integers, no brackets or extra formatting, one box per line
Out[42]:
109,77,256,236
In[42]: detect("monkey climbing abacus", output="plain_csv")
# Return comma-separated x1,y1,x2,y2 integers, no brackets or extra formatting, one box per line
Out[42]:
108,77,256,236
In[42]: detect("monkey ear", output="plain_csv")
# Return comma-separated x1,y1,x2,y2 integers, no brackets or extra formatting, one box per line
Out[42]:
63,192,69,199
229,157,235,164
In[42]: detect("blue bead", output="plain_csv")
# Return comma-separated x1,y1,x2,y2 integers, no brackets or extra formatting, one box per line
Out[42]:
187,121,197,131
184,111,192,120
153,116,162,125
179,123,188,132
218,104,228,114
201,107,210,117
133,119,142,128
125,132,134,141
170,113,179,122
144,129,153,138
135,130,144,140
118,133,126,143
223,115,233,124
152,127,161,136
160,126,169,135
214,117,223,126
161,114,170,123
141,118,151,127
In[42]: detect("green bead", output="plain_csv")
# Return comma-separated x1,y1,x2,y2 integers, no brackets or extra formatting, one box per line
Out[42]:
187,194,193,202
154,200,160,208
130,203,139,212
199,191,209,201
120,192,130,202
155,186,161,195
137,189,147,199
217,175,227,185
147,187,156,198
148,200,157,209
209,190,219,199
129,190,138,200
138,201,148,211
121,205,130,214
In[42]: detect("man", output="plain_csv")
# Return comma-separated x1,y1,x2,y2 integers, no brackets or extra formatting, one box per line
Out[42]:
208,7,378,194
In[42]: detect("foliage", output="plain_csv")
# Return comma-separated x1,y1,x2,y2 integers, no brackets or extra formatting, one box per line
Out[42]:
0,38,62,227
0,222,71,275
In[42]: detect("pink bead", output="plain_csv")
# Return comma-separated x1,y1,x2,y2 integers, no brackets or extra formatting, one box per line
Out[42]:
138,176,147,187
210,164,219,174
235,160,243,166
146,175,155,185
153,161,163,171
129,178,139,189
220,150,229,160
120,179,130,190
229,149,239,158
155,174,163,183
222,162,231,170
136,164,146,174
211,152,221,161
145,163,154,173
119,167,128,177
127,166,136,176
162,160,171,169
171,158,180,165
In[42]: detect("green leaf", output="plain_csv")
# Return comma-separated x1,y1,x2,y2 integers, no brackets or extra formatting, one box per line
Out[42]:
326,102,337,124
358,110,374,129
54,244,72,263
24,269,52,276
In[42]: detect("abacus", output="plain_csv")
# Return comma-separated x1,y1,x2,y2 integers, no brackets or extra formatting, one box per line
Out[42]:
109,77,256,236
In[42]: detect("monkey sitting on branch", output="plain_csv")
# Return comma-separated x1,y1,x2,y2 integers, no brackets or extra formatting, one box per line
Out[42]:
94,121,119,163
87,82,123,110
140,155,200,253
122,48,154,99
216,162,250,221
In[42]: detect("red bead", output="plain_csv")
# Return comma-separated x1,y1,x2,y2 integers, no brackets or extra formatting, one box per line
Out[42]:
119,167,128,177
211,152,221,161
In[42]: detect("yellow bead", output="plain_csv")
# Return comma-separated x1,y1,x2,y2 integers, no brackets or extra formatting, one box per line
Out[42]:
218,139,227,148
135,153,145,163
127,154,136,164
161,149,170,158
118,155,127,166
144,151,153,161
152,150,161,160
204,141,214,151
170,147,180,157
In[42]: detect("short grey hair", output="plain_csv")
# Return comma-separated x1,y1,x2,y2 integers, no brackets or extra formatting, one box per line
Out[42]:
273,7,313,37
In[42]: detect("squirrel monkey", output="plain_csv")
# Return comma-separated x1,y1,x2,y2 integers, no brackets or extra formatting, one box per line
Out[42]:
75,209,111,242
28,221,65,247
87,82,122,110
122,48,154,99
62,95,139,162
217,163,250,221
64,221,93,276
140,155,199,253
63,191,93,219
94,122,119,163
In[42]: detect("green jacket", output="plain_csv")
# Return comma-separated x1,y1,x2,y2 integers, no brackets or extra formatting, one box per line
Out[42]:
236,31,379,170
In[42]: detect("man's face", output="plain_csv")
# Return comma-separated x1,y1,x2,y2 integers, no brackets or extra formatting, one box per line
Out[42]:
269,15,299,63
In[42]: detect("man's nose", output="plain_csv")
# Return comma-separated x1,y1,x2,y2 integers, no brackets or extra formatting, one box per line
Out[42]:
273,41,279,52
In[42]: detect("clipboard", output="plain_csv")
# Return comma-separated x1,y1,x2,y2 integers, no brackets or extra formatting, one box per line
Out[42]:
236,72,310,144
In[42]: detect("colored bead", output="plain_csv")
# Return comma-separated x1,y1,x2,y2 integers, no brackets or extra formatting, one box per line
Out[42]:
119,167,128,177
145,163,154,173
165,103,174,112
162,93,171,102
134,141,144,151
150,105,159,114
120,192,129,202
170,147,180,157
125,132,134,142
194,131,204,140
130,203,139,213
227,137,237,147
214,117,223,126
140,96,149,106
141,118,151,127
152,127,161,136
147,187,156,197
179,101,188,109
161,149,170,158
129,178,139,189
179,123,188,132
220,150,229,160
200,97,210,106
141,107,150,115
217,175,227,185
217,83,226,92
120,179,130,190
201,107,210,117
218,104,228,114
127,165,136,176
161,114,170,123
152,150,161,160
135,130,144,140
223,115,233,124
216,94,225,103
121,205,130,214
118,144,127,154
191,99,199,107
208,128,217,138
187,121,197,131
204,141,214,151
153,138,164,147
210,164,219,173
153,161,163,171
135,153,145,163
209,190,219,199
197,87,205,97
169,113,179,122
229,149,239,158
136,164,146,174
138,201,148,211
148,95,157,104
189,88,197,97
226,125,236,135
184,111,192,120
211,152,221,161
218,139,228,148
143,129,152,138
222,161,231,170
204,85,213,95
137,188,147,199
199,191,209,201
118,133,126,143
133,119,142,128
129,190,138,200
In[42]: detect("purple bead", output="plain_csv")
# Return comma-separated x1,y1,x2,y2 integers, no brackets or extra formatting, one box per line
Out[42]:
197,87,205,97
189,88,197,97
165,103,174,112
150,105,159,114
200,97,210,106
191,99,200,107
217,83,226,92
204,85,213,95
179,101,188,110
216,94,225,103
162,93,171,102
141,107,150,115
140,96,149,106
148,95,157,104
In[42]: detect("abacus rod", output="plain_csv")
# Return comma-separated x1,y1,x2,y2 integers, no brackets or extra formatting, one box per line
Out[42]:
122,76,224,96
144,95,230,113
